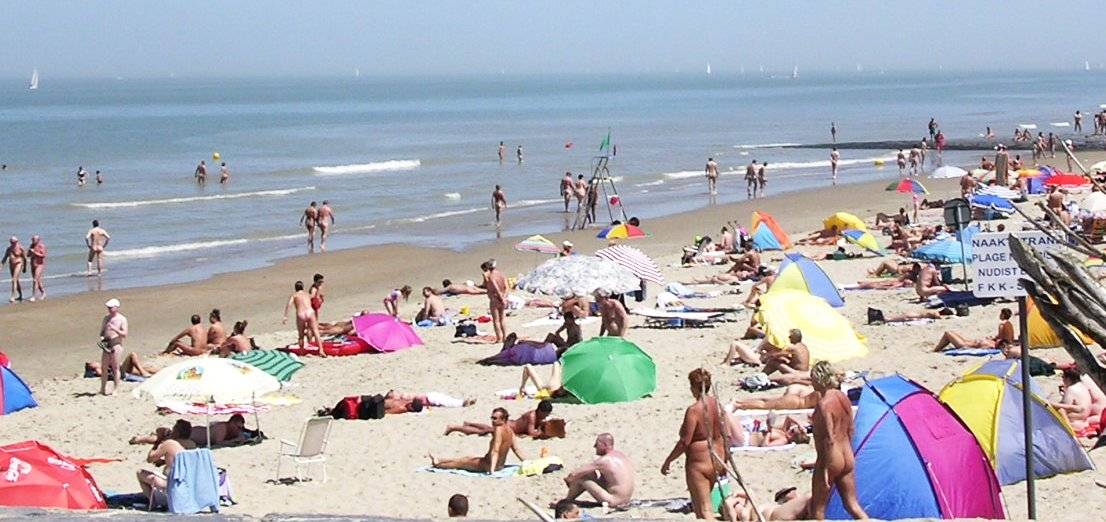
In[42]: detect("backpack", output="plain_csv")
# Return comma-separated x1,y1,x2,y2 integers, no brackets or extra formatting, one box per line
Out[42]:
358,394,386,420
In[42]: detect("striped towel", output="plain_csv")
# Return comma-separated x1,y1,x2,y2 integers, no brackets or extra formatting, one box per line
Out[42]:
230,350,304,382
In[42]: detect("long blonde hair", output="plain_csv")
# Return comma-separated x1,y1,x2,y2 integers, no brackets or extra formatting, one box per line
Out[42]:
811,361,841,390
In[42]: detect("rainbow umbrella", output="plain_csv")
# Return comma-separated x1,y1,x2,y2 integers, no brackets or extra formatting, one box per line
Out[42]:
842,229,884,256
596,224,646,240
515,235,560,254
352,313,424,353
887,178,928,194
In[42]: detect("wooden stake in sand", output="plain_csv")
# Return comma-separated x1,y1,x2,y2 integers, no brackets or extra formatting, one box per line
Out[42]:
701,375,766,522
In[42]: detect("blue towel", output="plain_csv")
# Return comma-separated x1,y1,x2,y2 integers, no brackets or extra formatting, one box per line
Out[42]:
418,464,519,479
943,348,1001,357
168,448,220,514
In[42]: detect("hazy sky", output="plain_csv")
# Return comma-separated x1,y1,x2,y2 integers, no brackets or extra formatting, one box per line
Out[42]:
3,1,1103,78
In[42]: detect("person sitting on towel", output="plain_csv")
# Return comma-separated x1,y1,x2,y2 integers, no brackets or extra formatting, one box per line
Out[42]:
1052,367,1106,435
932,308,1014,352
430,407,526,473
544,309,582,354
727,411,810,449
163,314,209,356
136,420,197,503
724,329,809,386
555,433,636,509
217,320,256,357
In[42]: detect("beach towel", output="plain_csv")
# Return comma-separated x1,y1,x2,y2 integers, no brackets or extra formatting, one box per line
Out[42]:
418,465,520,479
926,291,995,309
516,456,564,476
166,448,220,514
943,348,1002,357
730,443,798,452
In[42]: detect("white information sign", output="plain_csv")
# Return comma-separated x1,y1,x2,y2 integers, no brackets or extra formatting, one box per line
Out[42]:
970,231,1063,298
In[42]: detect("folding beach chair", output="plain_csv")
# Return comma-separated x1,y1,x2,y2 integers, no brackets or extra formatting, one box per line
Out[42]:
276,417,333,483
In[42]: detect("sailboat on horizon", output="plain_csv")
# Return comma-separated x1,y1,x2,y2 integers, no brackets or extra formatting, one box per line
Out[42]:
355,67,361,78
1085,60,1091,72
28,68,39,91
706,62,711,76
791,65,799,80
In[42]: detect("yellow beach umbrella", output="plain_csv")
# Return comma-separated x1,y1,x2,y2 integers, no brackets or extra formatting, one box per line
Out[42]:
823,212,866,232
755,289,867,363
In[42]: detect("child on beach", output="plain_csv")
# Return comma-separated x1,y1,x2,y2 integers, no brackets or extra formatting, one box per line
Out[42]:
384,285,412,318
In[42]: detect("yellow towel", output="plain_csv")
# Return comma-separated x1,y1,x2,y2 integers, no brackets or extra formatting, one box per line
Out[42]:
516,456,564,477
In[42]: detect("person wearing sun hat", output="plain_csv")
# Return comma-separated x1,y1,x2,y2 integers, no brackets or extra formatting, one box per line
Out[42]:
98,298,128,396
559,241,574,257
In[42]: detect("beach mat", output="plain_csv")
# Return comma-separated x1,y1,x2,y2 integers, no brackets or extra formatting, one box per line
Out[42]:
730,443,797,452
926,291,996,309
943,348,1001,357
418,464,519,479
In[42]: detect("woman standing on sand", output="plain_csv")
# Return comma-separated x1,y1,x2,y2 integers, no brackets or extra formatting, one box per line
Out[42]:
661,369,728,519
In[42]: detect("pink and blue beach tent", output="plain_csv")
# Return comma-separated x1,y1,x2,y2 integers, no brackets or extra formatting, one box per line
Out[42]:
769,253,844,307
0,366,36,415
827,374,1005,520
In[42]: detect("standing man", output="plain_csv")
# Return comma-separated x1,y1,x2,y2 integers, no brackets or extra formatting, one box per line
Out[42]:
896,149,907,176
1,237,26,303
557,433,636,508
219,162,230,184
492,185,507,227
705,157,719,195
927,117,938,140
808,361,867,519
85,220,111,276
830,148,840,185
300,202,318,253
994,144,1010,186
561,172,574,212
1047,132,1056,158
919,138,929,167
77,166,87,187
99,298,128,396
830,122,837,143
95,170,104,185
194,160,207,185
1074,110,1083,134
498,141,506,163
745,160,758,199
516,145,524,164
318,200,335,252
483,260,509,343
28,235,46,301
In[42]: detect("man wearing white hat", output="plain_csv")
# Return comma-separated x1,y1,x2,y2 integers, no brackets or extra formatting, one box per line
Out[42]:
559,241,574,257
99,298,128,396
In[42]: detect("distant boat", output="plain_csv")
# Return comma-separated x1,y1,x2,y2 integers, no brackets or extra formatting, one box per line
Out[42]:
856,63,863,73
355,67,360,78
706,62,711,76
739,65,745,75
28,68,38,90
791,66,799,80
1086,60,1091,72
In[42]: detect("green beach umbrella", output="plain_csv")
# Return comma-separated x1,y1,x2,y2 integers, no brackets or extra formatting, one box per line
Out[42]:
560,337,656,404
230,350,305,382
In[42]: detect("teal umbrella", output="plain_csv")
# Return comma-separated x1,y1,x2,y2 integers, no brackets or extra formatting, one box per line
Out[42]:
230,350,304,382
561,337,656,404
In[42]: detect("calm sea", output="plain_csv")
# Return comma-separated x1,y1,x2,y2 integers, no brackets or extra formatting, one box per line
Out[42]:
0,71,1100,297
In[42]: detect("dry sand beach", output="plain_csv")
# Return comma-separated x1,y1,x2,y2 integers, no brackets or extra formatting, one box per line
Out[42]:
1,154,1105,520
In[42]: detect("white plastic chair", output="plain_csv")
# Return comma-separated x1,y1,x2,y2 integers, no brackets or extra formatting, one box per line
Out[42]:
276,417,333,483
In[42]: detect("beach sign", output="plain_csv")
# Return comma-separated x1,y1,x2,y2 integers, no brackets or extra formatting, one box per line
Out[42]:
970,232,1061,298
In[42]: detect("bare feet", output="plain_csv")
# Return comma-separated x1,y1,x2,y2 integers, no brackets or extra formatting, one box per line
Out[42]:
463,398,477,407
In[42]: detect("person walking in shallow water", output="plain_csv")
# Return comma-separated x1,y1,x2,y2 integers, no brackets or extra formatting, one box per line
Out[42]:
705,157,719,195
516,145,524,164
492,185,507,227
85,220,110,276
300,202,318,253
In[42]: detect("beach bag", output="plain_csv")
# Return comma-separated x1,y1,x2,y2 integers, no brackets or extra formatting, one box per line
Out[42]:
454,321,477,338
955,303,970,317
217,468,236,507
358,394,386,420
331,396,361,420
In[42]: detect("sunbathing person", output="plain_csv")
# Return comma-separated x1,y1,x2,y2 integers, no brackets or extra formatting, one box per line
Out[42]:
867,259,912,278
163,314,209,356
137,420,197,504
217,321,256,357
914,263,951,300
814,246,862,261
435,279,487,296
206,309,227,351
544,310,582,353
416,286,449,325
556,433,636,509
519,362,568,399
741,268,776,308
730,248,761,273
796,225,839,246
733,383,818,411
317,310,371,337
597,292,629,337
723,486,812,521
430,407,526,473
130,414,248,447
932,308,1014,352
687,259,758,285
874,208,910,228
85,352,157,381
445,399,553,437
1052,367,1106,434
384,390,475,414
761,330,811,386
866,308,947,325
728,412,810,448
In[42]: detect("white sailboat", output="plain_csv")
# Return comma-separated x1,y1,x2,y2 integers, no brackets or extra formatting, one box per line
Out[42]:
28,68,39,90
1085,60,1091,72
791,65,799,80
706,62,711,76
355,67,361,78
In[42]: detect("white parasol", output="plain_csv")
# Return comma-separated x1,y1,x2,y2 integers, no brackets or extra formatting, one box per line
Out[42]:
516,255,640,298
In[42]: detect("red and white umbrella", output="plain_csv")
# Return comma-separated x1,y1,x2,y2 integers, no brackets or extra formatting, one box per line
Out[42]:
594,244,664,285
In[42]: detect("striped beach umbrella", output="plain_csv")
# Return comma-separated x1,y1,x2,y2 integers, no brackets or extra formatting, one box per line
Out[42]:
515,235,560,254
231,350,305,382
596,224,647,240
887,178,928,194
594,244,664,284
